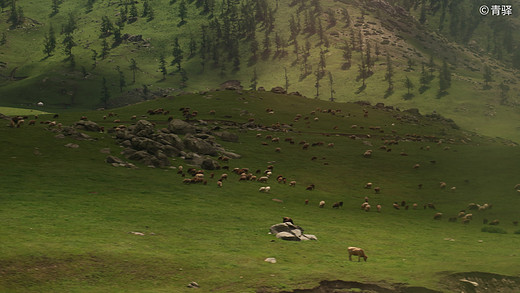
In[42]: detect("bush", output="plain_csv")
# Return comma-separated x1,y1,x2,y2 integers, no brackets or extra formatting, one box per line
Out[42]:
481,226,507,234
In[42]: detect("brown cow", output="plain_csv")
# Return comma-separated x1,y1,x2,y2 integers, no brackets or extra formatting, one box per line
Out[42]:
348,247,368,262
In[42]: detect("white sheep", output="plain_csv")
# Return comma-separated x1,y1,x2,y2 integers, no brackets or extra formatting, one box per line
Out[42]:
319,200,325,208
364,182,373,189
259,186,271,192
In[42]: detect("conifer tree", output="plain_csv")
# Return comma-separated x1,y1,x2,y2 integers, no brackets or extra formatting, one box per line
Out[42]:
116,66,126,93
483,64,492,89
284,67,289,92
159,55,167,80
384,52,394,97
403,76,414,100
129,58,139,83
250,67,258,90
171,37,184,71
43,25,56,57
100,77,110,109
328,72,335,102
101,38,109,59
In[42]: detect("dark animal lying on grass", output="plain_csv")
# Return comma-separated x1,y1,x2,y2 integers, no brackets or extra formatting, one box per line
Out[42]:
283,217,294,224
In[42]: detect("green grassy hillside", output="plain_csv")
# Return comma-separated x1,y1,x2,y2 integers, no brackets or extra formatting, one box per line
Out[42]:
1,90,519,292
0,0,520,143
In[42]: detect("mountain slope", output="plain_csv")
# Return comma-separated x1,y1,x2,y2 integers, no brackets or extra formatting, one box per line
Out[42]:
0,0,519,141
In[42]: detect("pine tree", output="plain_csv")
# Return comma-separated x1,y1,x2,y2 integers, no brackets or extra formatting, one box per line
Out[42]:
419,63,429,93
384,52,394,97
178,0,187,25
438,59,451,97
403,76,414,100
427,55,435,79
250,67,258,90
43,25,56,56
483,64,492,89
116,66,126,93
101,77,110,109
314,69,320,99
159,55,167,80
51,0,59,16
147,4,154,21
129,58,139,83
101,38,109,59
357,51,368,89
91,49,97,68
328,71,335,102
171,37,184,71
142,0,150,17
100,16,113,38
284,66,289,92
180,69,188,89
129,2,138,21
188,37,197,58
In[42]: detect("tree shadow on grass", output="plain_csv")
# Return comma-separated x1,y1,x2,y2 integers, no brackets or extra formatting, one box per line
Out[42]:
355,84,366,94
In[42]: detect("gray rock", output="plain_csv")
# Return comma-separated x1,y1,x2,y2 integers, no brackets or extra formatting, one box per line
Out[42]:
271,86,287,94
133,120,155,137
301,234,318,241
276,231,301,241
74,120,102,132
220,80,242,90
219,151,241,159
216,131,239,142
184,134,218,156
184,152,204,166
201,158,220,170
269,222,303,234
162,145,181,157
168,119,196,135
106,155,124,164
269,222,316,241
54,134,65,139
64,143,79,148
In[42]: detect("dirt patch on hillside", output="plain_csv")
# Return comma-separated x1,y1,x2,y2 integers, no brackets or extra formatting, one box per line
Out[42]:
274,272,520,293
441,272,520,293
276,280,442,293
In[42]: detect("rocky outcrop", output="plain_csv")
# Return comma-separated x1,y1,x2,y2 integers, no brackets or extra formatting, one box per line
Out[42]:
74,120,102,132
168,119,197,135
105,155,137,168
113,119,238,169
271,86,287,94
220,80,243,90
269,222,317,241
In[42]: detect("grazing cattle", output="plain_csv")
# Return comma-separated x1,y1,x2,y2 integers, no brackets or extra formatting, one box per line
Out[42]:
332,202,343,208
283,217,294,224
489,219,500,225
348,247,368,262
306,184,315,191
374,187,381,194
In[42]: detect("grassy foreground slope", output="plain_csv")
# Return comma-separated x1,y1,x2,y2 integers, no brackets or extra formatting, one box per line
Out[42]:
1,90,520,292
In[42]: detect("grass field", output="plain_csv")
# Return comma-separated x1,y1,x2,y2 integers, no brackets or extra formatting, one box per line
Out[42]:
1,90,519,292
1,0,520,143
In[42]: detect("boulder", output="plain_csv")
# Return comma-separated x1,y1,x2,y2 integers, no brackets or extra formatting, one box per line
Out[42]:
74,120,102,132
64,143,79,148
219,151,241,159
271,86,287,94
201,157,220,170
168,119,197,135
106,155,124,164
269,222,317,241
276,231,301,241
133,120,155,137
216,131,239,142
220,80,243,90
157,133,184,150
184,134,219,156
184,152,205,166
